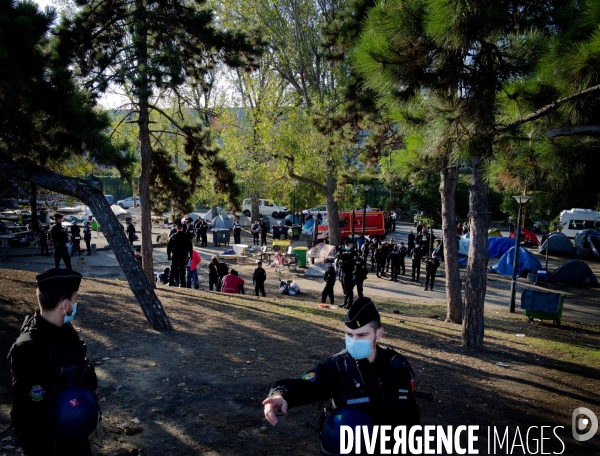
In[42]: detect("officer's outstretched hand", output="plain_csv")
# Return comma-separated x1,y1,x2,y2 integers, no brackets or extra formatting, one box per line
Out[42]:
262,395,288,426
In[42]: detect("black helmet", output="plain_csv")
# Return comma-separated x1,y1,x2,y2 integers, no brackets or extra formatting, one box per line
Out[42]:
320,407,373,455
52,386,99,439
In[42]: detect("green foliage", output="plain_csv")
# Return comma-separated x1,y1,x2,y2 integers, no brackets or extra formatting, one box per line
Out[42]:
55,0,264,214
0,0,133,183
549,215,565,232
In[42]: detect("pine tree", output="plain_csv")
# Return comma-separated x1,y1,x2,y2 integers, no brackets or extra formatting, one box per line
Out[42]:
0,0,172,330
56,0,263,283
350,0,575,348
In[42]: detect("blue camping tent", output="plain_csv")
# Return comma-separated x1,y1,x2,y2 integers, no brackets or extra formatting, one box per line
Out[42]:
302,218,315,231
492,247,542,277
488,237,516,258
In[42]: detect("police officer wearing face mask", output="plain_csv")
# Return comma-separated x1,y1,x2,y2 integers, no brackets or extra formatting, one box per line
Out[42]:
262,298,420,449
7,268,98,456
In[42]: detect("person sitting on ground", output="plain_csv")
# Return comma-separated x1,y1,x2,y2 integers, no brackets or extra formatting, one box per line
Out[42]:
222,269,246,294
157,267,170,285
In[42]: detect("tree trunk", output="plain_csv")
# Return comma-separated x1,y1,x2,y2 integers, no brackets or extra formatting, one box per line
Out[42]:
325,162,341,248
29,182,39,232
0,156,172,331
462,159,490,349
251,191,260,224
440,167,462,324
135,4,155,286
286,157,340,246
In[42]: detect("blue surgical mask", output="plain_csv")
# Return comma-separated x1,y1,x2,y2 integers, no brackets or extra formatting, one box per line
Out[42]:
63,301,77,324
345,246,351,251
345,335,374,360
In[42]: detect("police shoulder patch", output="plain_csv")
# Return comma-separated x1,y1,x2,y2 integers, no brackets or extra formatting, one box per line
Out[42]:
300,372,316,382
29,385,44,401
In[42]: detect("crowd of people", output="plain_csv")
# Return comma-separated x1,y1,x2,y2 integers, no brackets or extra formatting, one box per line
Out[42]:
8,209,438,455
326,226,440,307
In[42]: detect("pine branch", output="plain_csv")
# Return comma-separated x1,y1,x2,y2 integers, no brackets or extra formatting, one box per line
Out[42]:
496,83,600,133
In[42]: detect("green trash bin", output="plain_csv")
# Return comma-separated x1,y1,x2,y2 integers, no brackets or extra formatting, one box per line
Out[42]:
293,247,308,268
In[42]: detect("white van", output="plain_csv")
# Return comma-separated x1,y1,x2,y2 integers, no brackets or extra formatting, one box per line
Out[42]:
559,208,600,238
242,198,287,218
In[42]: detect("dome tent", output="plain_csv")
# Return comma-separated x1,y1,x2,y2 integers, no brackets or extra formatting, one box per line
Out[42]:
492,247,542,277
488,237,515,258
574,229,600,258
238,216,251,227
549,260,598,285
538,232,574,255
509,228,539,246
488,228,502,237
211,214,233,230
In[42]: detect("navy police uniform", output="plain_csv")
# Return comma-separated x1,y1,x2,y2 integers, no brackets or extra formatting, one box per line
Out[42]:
353,256,369,299
321,263,336,304
7,269,97,456
336,242,358,308
167,225,193,287
50,215,71,269
267,298,420,454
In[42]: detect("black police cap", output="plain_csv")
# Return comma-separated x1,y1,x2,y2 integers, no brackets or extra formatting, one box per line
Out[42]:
36,268,82,294
344,297,379,329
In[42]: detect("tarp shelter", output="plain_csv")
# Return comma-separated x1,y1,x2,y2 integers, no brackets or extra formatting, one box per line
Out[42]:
509,228,539,246
574,229,600,258
84,205,129,218
538,232,574,255
549,259,598,285
437,236,515,259
458,235,470,256
488,237,516,258
308,243,336,263
211,215,233,230
238,216,251,227
492,247,542,277
488,228,502,237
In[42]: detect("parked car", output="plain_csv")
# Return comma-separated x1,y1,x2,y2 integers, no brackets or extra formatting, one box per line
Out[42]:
104,195,117,205
242,198,287,218
533,220,549,234
117,196,140,209
302,204,327,218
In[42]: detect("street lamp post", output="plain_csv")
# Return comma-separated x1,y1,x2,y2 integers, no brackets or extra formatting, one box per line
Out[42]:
509,195,532,312
291,180,298,224
362,185,372,238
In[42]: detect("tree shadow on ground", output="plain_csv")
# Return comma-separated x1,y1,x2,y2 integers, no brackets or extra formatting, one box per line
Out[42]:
1,272,598,455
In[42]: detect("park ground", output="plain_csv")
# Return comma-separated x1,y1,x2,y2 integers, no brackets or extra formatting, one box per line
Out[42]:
0,266,599,456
